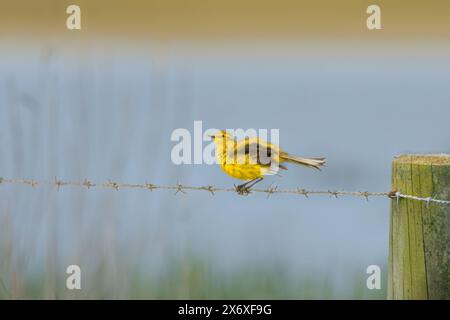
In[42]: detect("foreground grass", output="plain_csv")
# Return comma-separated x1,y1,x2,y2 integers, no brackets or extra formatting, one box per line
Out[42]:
0,255,387,299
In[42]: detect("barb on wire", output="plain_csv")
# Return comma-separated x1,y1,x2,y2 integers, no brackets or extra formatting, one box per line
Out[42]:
0,177,449,205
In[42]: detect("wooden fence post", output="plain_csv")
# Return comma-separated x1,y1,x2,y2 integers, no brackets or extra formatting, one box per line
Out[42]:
388,154,450,299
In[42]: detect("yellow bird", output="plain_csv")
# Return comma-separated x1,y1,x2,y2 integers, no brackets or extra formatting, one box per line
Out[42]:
210,130,326,193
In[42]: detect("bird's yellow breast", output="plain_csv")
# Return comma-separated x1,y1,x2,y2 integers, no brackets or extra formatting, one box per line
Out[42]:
220,163,263,181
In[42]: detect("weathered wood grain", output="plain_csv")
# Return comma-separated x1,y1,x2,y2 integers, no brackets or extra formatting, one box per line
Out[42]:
388,154,450,299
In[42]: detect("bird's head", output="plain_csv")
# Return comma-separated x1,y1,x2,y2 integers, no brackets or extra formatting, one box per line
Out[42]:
209,130,233,143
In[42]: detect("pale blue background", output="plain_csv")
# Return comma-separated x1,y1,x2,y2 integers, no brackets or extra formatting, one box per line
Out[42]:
1,42,449,298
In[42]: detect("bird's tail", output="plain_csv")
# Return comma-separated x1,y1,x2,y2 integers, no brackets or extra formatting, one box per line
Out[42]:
280,153,326,170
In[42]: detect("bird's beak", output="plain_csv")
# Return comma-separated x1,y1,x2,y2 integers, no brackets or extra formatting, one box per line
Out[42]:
208,134,215,139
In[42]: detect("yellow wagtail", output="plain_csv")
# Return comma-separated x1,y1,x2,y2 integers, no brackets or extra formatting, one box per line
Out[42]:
210,130,326,193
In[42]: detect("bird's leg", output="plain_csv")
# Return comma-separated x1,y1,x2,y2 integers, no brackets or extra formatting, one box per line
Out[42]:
236,179,257,190
235,181,252,194
245,177,263,189
235,178,263,195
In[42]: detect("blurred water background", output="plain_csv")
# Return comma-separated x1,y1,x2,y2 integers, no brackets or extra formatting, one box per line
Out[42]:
1,0,450,299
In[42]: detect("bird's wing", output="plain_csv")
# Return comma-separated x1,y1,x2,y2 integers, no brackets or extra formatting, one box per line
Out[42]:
234,137,281,167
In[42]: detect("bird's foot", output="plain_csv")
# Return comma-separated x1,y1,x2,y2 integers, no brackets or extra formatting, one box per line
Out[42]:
234,184,252,196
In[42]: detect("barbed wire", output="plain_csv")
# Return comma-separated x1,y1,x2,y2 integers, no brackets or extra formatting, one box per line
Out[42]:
391,191,450,206
0,177,449,205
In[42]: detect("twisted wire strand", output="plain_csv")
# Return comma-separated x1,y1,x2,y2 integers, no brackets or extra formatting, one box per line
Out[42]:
1,176,449,205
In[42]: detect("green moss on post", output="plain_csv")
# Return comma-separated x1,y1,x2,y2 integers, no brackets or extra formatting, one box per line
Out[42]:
388,154,450,299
